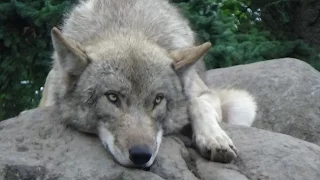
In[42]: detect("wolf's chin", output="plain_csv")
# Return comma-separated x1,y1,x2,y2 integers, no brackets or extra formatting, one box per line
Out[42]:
98,124,163,168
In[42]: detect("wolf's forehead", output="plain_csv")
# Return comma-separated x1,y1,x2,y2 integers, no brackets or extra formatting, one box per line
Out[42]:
87,41,173,81
100,58,171,86
85,62,172,98
85,52,174,95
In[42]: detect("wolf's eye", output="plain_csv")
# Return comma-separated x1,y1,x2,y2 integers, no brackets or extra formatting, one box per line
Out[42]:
106,92,119,103
154,93,164,106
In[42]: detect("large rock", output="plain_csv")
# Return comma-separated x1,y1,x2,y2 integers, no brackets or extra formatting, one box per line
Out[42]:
1,106,320,180
1,58,320,179
206,58,320,145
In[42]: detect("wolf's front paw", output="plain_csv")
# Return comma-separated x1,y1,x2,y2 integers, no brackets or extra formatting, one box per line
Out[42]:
194,128,238,163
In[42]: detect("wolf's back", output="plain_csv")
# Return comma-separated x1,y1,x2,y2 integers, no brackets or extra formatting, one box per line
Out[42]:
61,0,195,51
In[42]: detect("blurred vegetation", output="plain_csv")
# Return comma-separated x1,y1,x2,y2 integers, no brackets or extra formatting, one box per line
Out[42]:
0,0,76,120
1,0,319,120
175,0,320,69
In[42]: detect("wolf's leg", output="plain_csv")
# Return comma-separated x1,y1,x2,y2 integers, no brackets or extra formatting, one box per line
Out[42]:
183,69,238,163
170,43,256,162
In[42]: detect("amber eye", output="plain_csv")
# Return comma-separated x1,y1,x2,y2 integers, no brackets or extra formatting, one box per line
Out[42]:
106,92,119,103
154,93,164,106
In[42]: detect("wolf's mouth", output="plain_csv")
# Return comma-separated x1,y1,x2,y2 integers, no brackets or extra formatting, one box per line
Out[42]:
98,123,164,168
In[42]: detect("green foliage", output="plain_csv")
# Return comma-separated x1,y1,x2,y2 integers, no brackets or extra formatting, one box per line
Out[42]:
0,0,75,120
175,0,320,70
0,0,319,120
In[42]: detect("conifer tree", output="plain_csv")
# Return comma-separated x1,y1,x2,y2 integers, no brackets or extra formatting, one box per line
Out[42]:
0,0,75,120
175,0,320,69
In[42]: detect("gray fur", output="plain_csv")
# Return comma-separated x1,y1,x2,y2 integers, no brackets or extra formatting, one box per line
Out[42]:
62,0,194,50
40,0,257,168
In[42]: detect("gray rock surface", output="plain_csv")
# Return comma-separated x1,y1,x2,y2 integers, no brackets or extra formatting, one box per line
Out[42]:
1,58,320,180
1,106,320,180
206,58,320,145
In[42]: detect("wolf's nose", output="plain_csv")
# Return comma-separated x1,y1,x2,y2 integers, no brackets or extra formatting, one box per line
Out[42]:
129,145,152,165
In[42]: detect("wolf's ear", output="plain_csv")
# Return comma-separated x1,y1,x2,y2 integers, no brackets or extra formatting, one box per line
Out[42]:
170,42,211,71
51,27,88,76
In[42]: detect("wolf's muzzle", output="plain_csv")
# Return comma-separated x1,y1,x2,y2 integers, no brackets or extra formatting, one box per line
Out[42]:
129,145,152,165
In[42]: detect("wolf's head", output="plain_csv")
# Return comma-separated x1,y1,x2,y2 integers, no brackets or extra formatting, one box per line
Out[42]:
51,27,211,167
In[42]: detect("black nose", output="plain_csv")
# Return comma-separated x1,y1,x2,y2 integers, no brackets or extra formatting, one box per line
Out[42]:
129,145,152,165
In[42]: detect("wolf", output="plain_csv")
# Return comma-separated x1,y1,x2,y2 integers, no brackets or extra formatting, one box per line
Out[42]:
39,0,257,168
